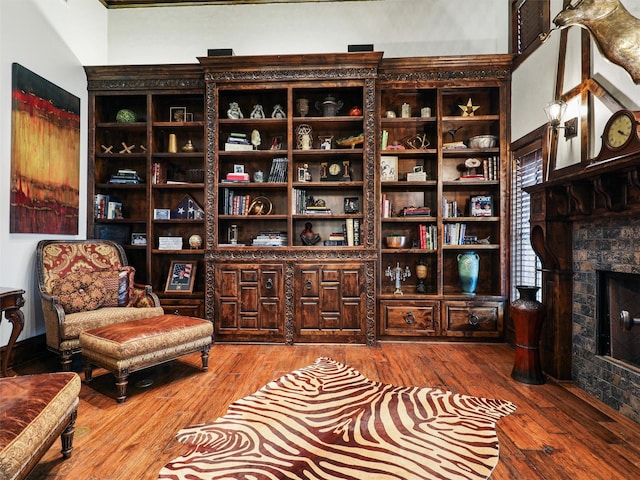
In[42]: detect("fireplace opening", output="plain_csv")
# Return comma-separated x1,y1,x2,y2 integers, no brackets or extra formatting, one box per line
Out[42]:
597,271,640,369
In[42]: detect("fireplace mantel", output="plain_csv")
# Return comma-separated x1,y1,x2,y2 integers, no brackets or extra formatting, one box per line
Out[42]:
524,153,640,380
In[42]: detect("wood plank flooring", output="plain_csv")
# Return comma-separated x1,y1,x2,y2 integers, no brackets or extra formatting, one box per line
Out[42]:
16,342,640,479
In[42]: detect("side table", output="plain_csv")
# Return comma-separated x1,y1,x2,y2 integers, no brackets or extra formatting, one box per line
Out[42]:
0,287,25,376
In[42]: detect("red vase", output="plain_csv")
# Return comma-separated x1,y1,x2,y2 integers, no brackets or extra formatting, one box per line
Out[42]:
511,285,546,384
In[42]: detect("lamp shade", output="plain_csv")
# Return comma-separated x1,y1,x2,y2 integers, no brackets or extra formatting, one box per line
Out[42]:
544,100,567,126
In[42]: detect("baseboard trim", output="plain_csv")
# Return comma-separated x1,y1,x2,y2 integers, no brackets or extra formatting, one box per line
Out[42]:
1,334,49,372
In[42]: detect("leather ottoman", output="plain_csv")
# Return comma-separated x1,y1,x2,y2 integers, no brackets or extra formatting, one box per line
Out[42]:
0,372,80,480
79,315,212,403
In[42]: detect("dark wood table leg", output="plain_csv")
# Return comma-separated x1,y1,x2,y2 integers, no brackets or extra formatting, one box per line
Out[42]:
1,288,25,377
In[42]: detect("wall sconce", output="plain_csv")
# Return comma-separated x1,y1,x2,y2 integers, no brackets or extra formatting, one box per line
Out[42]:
544,100,577,139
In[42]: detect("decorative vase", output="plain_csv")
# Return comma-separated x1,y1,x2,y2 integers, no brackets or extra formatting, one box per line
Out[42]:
511,285,546,384
457,251,479,295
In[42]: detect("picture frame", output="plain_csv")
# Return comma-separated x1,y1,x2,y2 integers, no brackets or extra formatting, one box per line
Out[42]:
234,164,245,173
470,195,493,216
380,155,398,182
184,112,194,122
164,260,197,294
131,232,147,246
153,208,171,220
344,197,359,214
297,166,306,182
170,106,187,122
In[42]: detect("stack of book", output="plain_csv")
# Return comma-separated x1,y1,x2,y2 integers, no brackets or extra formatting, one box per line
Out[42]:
223,172,250,183
224,132,252,151
108,169,143,184
418,224,438,250
267,157,288,182
252,231,288,246
305,205,332,215
324,232,345,246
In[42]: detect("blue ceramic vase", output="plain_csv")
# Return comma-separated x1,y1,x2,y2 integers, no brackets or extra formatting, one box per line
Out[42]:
457,251,480,295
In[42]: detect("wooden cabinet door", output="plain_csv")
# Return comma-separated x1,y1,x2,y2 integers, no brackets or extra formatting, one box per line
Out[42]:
294,263,365,343
214,264,284,341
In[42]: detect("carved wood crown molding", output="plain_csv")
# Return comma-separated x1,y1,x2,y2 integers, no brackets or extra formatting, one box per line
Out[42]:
204,67,379,83
87,77,205,90
377,68,512,82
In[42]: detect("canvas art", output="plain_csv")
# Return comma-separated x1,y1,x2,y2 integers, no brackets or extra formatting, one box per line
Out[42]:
10,63,80,234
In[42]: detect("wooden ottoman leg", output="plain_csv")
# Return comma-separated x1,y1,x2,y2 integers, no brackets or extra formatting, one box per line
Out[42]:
201,344,210,371
115,369,130,404
61,409,77,458
83,357,93,382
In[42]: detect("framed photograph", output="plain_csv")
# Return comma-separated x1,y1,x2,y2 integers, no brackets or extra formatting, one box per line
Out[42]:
131,233,147,246
380,155,398,182
170,106,186,122
153,208,171,220
165,260,197,294
470,195,493,216
270,136,283,150
344,197,359,214
234,164,245,173
297,166,306,182
184,112,194,122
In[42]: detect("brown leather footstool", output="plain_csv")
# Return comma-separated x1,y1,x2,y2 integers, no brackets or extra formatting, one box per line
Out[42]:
0,372,81,480
79,315,212,403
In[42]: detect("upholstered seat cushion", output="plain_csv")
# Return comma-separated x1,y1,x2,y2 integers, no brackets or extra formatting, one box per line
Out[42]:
60,306,165,340
0,372,81,479
79,315,213,372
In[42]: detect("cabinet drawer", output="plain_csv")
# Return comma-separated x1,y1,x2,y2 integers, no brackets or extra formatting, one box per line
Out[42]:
442,300,503,338
161,299,204,318
380,300,439,336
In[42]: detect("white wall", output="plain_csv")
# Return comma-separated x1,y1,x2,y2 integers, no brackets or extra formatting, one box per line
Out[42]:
104,0,509,64
0,0,107,346
511,0,640,168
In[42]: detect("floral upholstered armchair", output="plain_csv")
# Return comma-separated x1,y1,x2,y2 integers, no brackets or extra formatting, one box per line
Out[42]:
36,239,164,370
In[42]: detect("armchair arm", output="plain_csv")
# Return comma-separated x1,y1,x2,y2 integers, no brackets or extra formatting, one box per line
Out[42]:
131,282,161,308
37,288,66,351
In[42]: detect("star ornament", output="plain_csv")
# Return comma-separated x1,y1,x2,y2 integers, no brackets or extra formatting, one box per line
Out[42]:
459,98,480,117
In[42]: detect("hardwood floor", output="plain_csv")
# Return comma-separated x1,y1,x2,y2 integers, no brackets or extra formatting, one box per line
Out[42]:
17,342,640,479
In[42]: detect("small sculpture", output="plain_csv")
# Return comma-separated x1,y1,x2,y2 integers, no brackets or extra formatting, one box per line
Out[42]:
227,102,244,119
300,222,321,246
271,104,286,118
251,129,261,150
250,104,265,119
385,262,411,295
189,234,203,249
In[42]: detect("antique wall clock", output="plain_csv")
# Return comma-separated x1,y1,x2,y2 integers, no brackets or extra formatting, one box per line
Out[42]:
593,110,640,163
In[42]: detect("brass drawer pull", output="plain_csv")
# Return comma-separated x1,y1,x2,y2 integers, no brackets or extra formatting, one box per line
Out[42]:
305,279,313,290
468,312,480,326
265,278,274,290
404,311,415,324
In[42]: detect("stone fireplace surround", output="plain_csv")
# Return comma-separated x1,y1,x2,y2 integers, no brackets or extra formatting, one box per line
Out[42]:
526,153,640,424
573,216,640,423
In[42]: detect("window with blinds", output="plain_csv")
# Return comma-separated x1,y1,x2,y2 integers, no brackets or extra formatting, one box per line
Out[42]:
511,147,543,300
511,0,550,68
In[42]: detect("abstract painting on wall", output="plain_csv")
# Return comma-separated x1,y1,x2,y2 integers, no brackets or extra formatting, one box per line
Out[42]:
10,63,80,234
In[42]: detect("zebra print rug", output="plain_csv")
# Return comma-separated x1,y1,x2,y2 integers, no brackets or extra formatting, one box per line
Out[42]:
159,357,516,480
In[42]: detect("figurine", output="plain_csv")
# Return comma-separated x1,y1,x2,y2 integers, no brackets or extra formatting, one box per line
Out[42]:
250,104,265,119
251,129,261,150
227,102,244,119
300,222,321,246
271,104,286,118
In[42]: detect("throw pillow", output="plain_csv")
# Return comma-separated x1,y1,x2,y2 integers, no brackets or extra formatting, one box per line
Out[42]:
50,271,110,314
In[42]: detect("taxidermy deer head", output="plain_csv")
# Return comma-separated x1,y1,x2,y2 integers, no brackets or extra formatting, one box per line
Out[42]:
541,0,640,84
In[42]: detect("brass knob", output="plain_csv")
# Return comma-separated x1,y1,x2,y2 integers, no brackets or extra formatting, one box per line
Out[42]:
468,312,480,326
305,279,313,290
265,278,274,290
404,311,415,324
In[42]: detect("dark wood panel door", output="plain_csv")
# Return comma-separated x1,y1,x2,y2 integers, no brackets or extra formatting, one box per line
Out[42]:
294,263,365,343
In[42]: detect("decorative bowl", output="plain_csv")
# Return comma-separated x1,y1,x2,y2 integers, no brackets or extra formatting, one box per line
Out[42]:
468,135,497,148
385,236,411,249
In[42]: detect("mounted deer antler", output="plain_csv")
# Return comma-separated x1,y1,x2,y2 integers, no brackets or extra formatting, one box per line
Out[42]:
541,0,640,84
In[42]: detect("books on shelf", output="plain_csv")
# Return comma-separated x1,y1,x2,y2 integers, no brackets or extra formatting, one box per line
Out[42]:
343,218,361,246
442,198,461,218
109,169,143,184
251,231,288,246
443,223,467,246
418,224,437,250
483,156,500,181
268,157,288,182
222,188,252,215
152,163,166,185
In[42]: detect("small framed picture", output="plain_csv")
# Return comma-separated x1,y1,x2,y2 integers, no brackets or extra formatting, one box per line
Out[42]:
170,106,186,122
297,166,306,182
165,261,197,294
344,197,359,214
184,112,194,122
153,208,171,220
380,155,398,182
234,164,245,174
131,233,147,246
470,195,493,216
270,136,283,150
